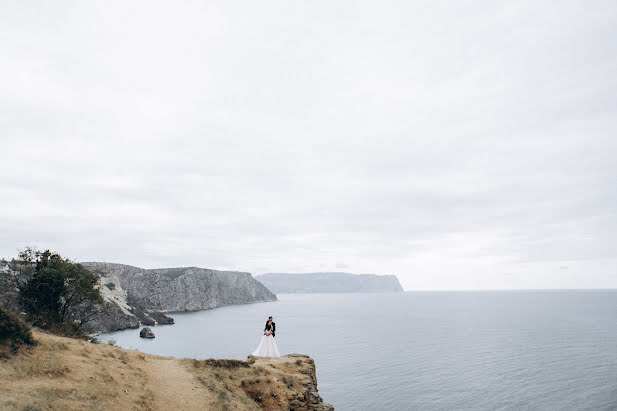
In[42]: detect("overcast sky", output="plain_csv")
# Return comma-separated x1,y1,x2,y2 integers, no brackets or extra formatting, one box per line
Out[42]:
1,1,616,290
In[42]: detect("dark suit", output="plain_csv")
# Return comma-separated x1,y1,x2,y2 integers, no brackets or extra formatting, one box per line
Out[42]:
264,321,276,337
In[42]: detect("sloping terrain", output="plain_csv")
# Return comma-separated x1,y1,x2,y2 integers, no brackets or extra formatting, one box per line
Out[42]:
0,330,332,410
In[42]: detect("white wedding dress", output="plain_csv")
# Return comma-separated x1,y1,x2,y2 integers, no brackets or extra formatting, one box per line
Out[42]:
251,327,280,357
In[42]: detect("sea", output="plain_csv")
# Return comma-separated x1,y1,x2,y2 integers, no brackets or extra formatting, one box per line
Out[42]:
100,291,617,410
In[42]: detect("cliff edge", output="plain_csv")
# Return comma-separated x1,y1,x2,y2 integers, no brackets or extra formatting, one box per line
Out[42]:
0,330,333,410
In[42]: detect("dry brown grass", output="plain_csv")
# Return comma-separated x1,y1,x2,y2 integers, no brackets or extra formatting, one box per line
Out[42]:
182,354,318,410
4,353,69,378
0,331,154,410
0,331,324,410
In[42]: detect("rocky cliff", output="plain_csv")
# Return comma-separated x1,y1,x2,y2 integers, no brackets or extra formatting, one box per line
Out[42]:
256,272,404,293
247,354,334,410
82,262,277,333
0,330,333,410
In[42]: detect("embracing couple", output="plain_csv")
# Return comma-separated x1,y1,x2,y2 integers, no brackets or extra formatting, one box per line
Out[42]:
251,316,280,357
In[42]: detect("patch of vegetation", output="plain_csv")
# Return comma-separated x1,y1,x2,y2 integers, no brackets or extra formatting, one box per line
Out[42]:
200,359,250,369
7,353,69,378
3,248,104,336
212,389,232,411
151,267,188,280
118,351,129,364
46,340,69,351
0,307,36,354
282,376,295,388
137,388,154,409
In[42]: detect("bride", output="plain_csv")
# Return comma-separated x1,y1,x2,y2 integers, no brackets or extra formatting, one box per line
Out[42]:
251,317,280,357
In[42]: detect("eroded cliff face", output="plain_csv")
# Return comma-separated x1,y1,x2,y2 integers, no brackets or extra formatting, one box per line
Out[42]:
188,354,334,410
126,266,276,312
247,354,335,411
82,262,277,333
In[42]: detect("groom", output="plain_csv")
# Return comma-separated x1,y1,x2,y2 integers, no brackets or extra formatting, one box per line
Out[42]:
265,316,276,337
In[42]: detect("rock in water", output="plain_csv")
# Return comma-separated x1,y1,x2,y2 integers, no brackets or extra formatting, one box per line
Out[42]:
140,327,155,338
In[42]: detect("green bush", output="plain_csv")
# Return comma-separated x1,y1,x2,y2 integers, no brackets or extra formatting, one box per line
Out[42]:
0,307,36,349
14,249,103,334
199,358,250,368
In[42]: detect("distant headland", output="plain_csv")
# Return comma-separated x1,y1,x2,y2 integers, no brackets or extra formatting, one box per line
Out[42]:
255,272,404,294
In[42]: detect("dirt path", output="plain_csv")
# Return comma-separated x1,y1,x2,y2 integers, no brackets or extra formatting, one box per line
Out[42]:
145,356,213,410
1,331,332,410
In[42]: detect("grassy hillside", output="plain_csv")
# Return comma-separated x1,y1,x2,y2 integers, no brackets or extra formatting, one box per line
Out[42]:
0,330,332,410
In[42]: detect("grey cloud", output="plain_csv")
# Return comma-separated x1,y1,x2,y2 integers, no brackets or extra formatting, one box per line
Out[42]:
1,1,616,290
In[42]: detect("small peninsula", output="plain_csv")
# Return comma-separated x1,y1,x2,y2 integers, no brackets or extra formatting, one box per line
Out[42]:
255,272,404,294
0,330,333,410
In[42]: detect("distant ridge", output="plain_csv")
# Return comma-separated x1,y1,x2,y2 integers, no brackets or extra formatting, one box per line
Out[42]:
255,272,404,294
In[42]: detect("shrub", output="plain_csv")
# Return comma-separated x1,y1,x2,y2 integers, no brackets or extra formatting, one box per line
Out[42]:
0,307,36,350
282,376,295,388
12,248,103,335
200,359,250,369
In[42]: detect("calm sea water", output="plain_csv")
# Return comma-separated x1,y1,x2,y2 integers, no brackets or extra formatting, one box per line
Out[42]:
101,291,617,410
